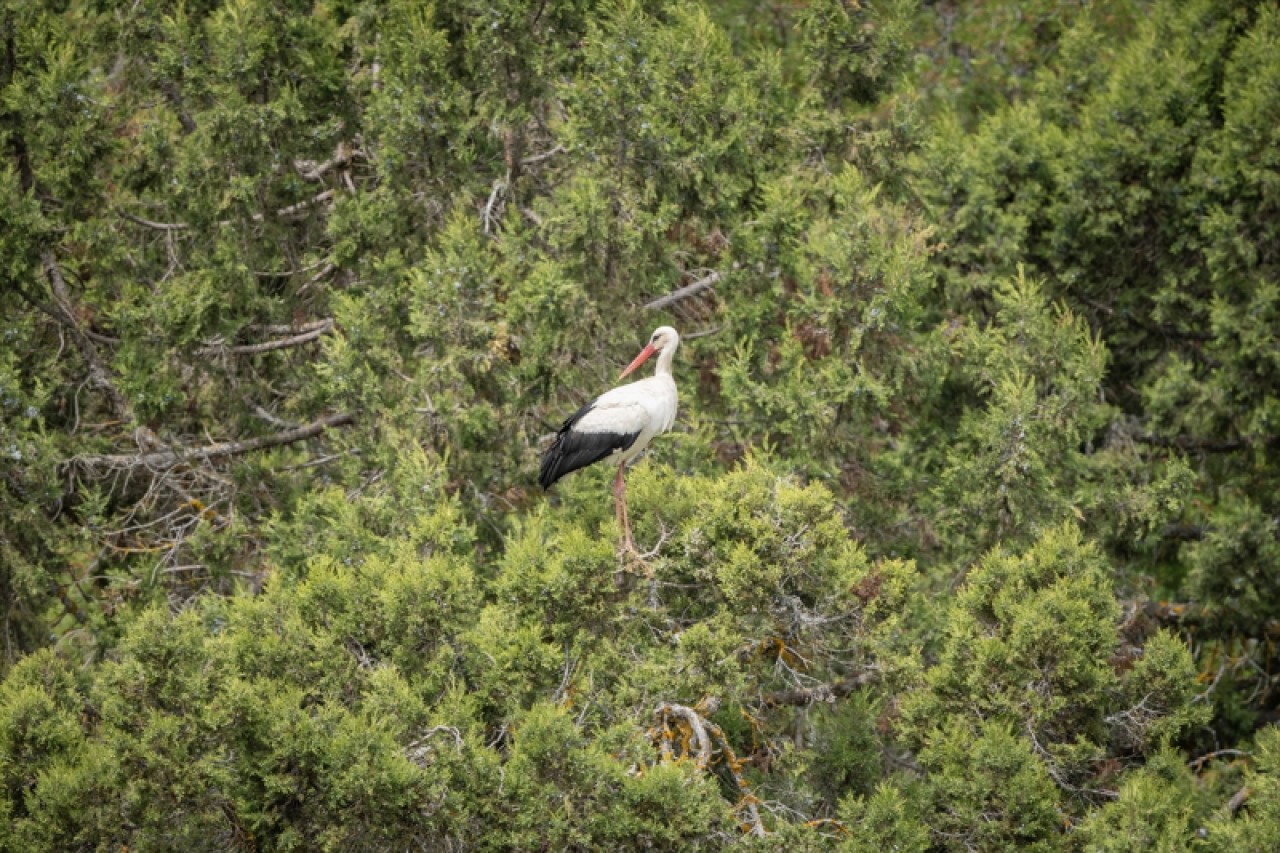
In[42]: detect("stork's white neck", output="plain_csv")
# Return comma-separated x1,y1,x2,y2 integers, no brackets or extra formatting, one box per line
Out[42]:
654,335,679,377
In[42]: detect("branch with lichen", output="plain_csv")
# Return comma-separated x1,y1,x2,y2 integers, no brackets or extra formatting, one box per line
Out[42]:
651,700,766,838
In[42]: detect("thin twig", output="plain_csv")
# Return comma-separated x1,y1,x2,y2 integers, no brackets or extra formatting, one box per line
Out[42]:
684,324,725,341
1188,748,1249,772
643,271,721,311
297,262,337,294
763,672,879,707
521,144,565,166
252,258,333,279
248,403,300,429
118,210,190,231
42,251,133,422
482,180,507,234
252,189,336,222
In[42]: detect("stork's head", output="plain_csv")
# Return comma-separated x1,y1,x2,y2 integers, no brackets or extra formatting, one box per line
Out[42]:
620,326,680,379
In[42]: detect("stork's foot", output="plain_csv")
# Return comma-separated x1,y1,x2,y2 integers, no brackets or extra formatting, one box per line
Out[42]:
616,521,668,576
617,543,654,577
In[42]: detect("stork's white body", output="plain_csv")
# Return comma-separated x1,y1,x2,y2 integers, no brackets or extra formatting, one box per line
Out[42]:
540,327,681,552
568,372,678,467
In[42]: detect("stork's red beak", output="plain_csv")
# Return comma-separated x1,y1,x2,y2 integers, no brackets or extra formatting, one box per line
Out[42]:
619,343,656,379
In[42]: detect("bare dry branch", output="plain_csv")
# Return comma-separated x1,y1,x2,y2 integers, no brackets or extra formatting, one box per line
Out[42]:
253,189,336,222
119,210,190,231
406,726,465,768
252,258,333,279
521,144,565,166
763,673,878,707
653,700,767,837
124,187,339,230
482,180,507,234
249,319,334,336
1188,748,1249,772
69,412,354,475
1227,785,1251,816
297,262,337,294
15,283,117,343
643,271,721,312
295,142,355,182
197,318,334,356
684,324,725,341
42,251,133,422
655,702,713,767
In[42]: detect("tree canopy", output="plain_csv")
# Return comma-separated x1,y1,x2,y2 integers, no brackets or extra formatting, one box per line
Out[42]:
2,0,1279,849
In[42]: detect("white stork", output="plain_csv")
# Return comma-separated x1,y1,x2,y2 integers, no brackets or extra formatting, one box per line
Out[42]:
540,326,680,552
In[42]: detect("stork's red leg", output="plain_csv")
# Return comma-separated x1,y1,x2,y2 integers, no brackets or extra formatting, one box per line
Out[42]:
614,462,635,552
613,464,625,538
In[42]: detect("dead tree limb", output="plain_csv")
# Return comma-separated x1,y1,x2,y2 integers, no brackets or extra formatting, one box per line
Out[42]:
1227,785,1251,816
652,700,766,837
123,186,340,230
654,702,713,767
520,144,565,166
197,318,334,356
69,412,354,476
763,673,878,707
295,142,355,182
254,189,336,222
643,271,721,312
42,250,133,422
297,262,337,294
249,319,334,336
119,211,190,231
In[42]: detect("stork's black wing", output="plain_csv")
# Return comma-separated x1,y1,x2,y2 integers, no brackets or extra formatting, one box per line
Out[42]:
539,399,644,489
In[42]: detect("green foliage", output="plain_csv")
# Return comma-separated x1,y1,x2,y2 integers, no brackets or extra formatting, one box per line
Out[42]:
1182,493,1280,632
846,721,1072,852
0,461,896,848
903,523,1209,798
809,692,882,804
5,0,1280,846
908,0,1139,125
798,0,916,107
1204,725,1280,852
918,719,1066,851
1077,749,1210,852
838,780,931,853
933,270,1109,557
713,162,938,498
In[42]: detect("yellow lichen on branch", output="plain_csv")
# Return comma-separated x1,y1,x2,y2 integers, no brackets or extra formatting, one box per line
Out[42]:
651,701,766,837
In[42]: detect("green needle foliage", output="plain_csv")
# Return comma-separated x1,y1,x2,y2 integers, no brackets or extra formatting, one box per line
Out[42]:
3,0,1280,848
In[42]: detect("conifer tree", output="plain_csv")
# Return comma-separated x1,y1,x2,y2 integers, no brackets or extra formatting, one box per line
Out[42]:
3,0,1279,847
